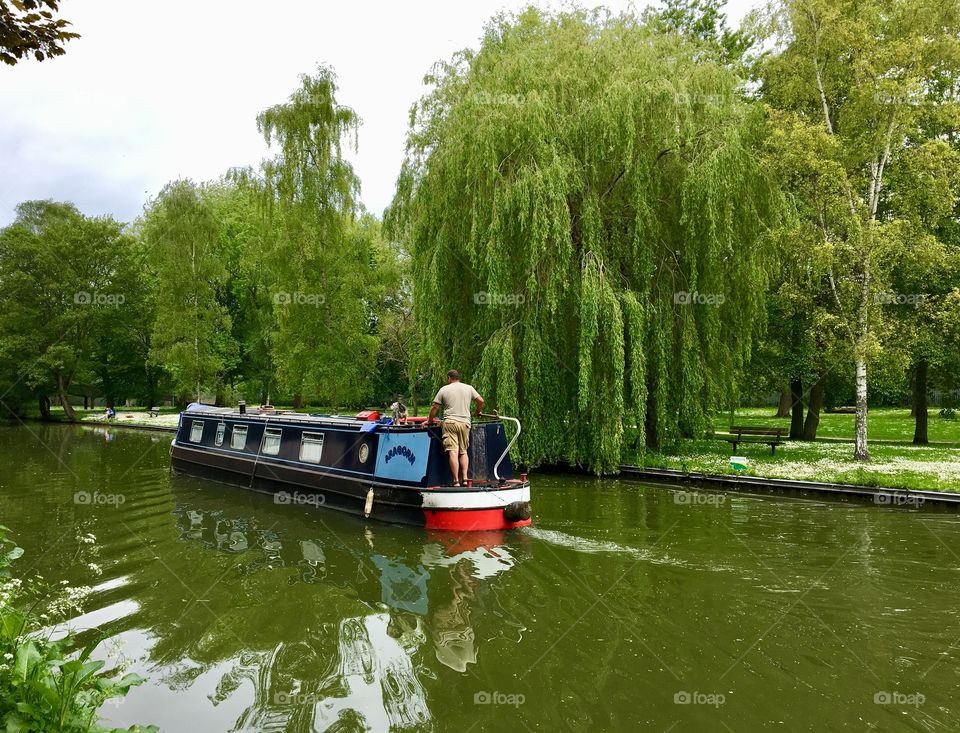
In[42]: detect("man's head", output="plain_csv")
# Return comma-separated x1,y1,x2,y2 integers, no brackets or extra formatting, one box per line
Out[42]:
447,369,460,383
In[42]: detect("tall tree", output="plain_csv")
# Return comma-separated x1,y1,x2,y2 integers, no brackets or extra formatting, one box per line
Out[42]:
143,180,236,403
241,66,380,407
0,201,143,419
207,181,276,404
389,8,783,472
760,0,960,460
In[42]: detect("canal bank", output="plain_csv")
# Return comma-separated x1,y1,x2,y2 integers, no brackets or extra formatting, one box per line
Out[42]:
617,465,960,509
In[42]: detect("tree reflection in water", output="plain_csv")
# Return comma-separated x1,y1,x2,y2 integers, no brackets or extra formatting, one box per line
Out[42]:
162,499,522,731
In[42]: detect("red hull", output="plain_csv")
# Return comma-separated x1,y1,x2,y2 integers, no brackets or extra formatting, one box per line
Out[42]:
424,507,532,531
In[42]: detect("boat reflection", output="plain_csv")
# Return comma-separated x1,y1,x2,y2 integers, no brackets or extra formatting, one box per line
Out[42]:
161,498,523,731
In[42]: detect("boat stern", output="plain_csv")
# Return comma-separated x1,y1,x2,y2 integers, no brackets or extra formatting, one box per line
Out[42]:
421,479,532,531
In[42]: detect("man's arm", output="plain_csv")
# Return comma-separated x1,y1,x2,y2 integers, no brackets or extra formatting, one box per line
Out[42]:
428,402,441,424
473,393,485,417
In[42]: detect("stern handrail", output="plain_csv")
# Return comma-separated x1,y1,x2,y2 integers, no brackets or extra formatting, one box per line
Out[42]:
479,411,521,482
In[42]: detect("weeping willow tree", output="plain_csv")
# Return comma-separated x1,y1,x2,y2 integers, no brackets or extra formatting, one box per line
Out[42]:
237,66,380,406
388,8,784,472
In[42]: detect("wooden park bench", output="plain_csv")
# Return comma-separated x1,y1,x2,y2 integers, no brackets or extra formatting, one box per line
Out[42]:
147,406,160,417
723,426,787,454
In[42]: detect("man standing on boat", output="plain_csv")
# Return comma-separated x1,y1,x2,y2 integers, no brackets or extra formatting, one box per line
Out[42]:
428,370,484,486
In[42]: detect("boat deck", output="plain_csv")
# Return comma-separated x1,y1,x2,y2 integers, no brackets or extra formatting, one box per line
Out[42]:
182,405,497,432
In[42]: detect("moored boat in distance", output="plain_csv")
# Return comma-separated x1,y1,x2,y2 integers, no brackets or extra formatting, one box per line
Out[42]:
169,403,532,531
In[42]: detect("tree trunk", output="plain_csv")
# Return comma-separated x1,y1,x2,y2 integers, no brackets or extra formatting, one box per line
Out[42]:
292,393,304,409
56,372,76,421
146,371,158,409
775,389,792,418
38,395,51,421
802,379,825,440
215,390,226,407
644,392,660,450
854,357,869,460
789,377,804,439
913,359,929,445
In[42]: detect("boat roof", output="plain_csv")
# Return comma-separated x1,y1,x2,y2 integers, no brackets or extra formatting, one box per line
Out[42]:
181,404,501,430
182,405,385,427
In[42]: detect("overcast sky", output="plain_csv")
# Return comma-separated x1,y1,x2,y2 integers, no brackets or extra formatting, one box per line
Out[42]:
0,0,756,226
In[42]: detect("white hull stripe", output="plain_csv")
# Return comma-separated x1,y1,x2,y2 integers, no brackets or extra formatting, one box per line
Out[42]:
421,486,530,510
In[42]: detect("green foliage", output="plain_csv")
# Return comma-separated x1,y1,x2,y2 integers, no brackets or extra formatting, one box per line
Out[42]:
205,181,276,403
0,0,78,65
0,201,149,419
644,0,754,66
390,7,783,472
757,0,960,457
0,528,155,733
239,67,395,406
142,180,237,403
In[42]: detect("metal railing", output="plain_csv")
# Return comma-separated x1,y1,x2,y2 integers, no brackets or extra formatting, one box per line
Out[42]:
479,411,521,481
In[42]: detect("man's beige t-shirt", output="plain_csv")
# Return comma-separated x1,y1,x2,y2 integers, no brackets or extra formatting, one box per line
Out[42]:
433,382,480,425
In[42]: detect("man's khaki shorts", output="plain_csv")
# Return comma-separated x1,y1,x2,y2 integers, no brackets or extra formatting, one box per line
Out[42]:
441,421,471,455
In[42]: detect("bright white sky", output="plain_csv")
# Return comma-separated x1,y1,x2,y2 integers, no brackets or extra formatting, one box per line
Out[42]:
0,0,756,226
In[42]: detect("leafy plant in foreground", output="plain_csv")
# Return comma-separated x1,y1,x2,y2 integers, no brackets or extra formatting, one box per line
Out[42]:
0,526,156,733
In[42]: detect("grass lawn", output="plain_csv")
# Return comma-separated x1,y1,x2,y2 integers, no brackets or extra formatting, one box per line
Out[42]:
626,408,960,491
709,406,960,444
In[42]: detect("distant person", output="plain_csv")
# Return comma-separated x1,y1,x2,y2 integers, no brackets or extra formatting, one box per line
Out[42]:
428,370,484,486
104,406,116,420
390,395,408,423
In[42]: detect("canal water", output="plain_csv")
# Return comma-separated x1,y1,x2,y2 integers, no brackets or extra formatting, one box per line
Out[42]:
1,423,958,732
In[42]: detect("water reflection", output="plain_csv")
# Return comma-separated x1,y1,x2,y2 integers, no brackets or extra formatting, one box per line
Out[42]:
11,426,960,732
164,495,523,730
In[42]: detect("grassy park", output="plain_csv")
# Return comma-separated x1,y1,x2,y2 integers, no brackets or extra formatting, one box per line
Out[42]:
630,408,960,490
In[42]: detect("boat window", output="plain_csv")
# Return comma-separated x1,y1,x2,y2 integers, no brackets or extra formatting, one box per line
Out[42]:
231,425,248,450
189,420,204,443
262,428,282,456
300,432,324,464
215,423,225,446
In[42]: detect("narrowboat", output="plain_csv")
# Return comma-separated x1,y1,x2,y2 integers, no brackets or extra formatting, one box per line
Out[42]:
169,404,532,531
